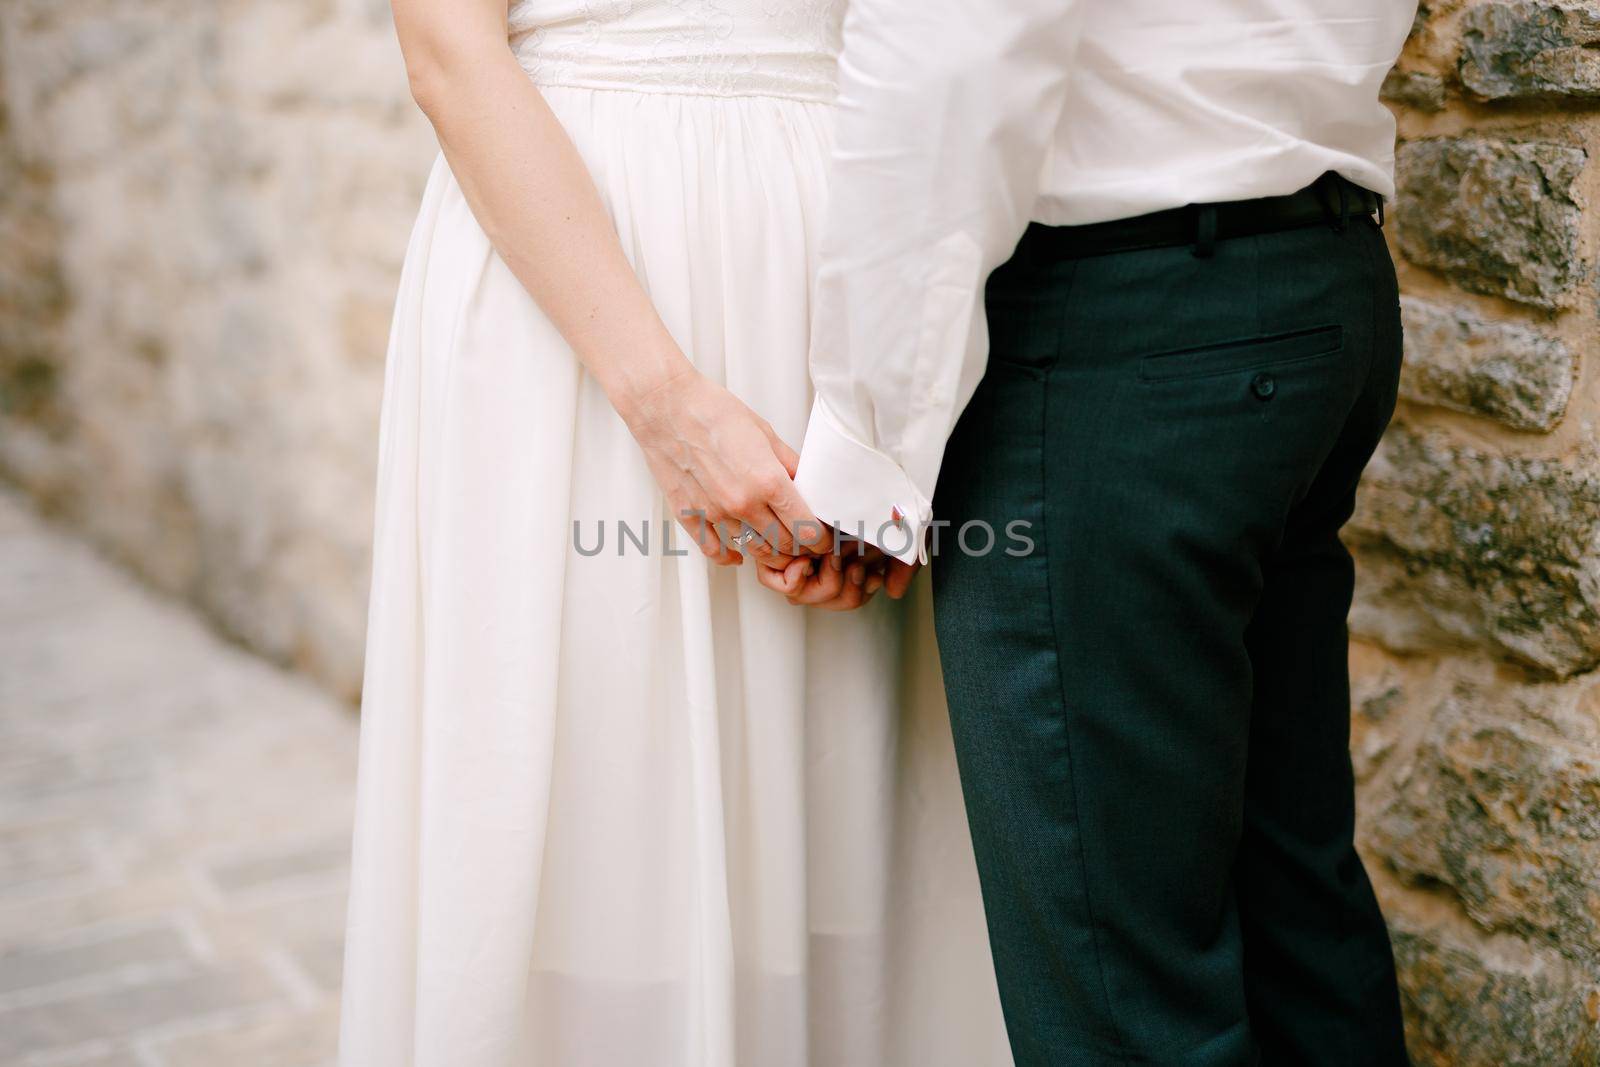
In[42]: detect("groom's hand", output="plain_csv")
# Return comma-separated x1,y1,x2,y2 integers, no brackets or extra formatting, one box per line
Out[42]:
755,535,922,610
756,547,872,611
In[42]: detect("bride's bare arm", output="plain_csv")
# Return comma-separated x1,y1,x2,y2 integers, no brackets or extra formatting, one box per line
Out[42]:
392,0,829,564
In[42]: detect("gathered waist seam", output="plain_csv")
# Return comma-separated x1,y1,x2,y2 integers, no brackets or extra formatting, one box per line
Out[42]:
525,77,836,108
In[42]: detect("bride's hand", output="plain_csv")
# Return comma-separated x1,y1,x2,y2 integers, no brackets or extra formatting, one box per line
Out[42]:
621,367,833,566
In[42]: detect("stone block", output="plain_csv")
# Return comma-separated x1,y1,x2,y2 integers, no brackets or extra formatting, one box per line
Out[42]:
1383,69,1448,112
1392,921,1600,1066
1348,423,1600,677
1461,2,1600,102
1394,137,1585,309
1399,295,1574,431
1369,693,1600,961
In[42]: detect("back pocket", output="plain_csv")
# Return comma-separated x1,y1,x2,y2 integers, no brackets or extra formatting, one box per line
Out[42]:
1137,324,1343,383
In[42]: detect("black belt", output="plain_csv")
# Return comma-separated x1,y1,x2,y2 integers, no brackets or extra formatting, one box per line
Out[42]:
1016,172,1383,262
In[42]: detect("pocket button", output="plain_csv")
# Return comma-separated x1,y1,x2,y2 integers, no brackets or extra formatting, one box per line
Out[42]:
1250,372,1276,401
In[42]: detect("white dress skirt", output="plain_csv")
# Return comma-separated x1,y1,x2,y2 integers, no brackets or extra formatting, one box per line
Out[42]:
338,5,1011,1066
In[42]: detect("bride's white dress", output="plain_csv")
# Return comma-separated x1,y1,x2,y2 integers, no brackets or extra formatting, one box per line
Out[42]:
338,2,1010,1065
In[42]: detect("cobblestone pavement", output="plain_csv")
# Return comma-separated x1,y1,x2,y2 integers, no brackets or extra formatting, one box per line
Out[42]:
0,488,357,1067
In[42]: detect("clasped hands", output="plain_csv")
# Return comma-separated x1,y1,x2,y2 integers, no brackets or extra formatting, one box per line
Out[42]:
746,525,920,612
622,367,919,612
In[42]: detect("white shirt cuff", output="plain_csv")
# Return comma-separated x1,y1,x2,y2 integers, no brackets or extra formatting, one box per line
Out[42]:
794,396,932,566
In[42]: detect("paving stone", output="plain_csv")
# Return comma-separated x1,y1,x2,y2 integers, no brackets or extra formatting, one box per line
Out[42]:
286,931,345,996
34,1051,150,1067
0,923,194,996
0,822,98,899
0,966,281,1057
0,749,157,808
207,840,350,898
0,488,355,1064
149,1003,341,1067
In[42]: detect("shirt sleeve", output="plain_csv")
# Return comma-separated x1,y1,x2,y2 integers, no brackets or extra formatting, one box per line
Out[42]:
794,0,1086,564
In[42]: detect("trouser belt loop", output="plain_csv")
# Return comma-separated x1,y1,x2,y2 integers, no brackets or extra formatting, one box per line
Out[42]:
1315,171,1350,232
1191,204,1218,259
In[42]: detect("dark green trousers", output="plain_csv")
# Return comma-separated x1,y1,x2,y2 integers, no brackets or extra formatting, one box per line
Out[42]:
932,213,1409,1066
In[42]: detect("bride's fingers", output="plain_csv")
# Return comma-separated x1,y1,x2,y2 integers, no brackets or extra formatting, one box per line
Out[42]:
762,423,801,478
678,507,742,566
714,517,755,566
679,507,718,558
765,477,832,557
734,507,794,568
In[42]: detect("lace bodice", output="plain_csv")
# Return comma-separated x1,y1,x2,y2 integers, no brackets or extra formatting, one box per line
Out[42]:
508,0,845,102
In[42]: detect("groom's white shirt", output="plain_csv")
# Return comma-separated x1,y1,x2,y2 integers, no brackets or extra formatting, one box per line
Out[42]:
794,0,1419,564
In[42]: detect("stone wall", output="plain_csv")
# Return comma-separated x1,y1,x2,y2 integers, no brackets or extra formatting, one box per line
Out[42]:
0,0,435,699
3,0,1600,1061
1354,1,1600,1061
